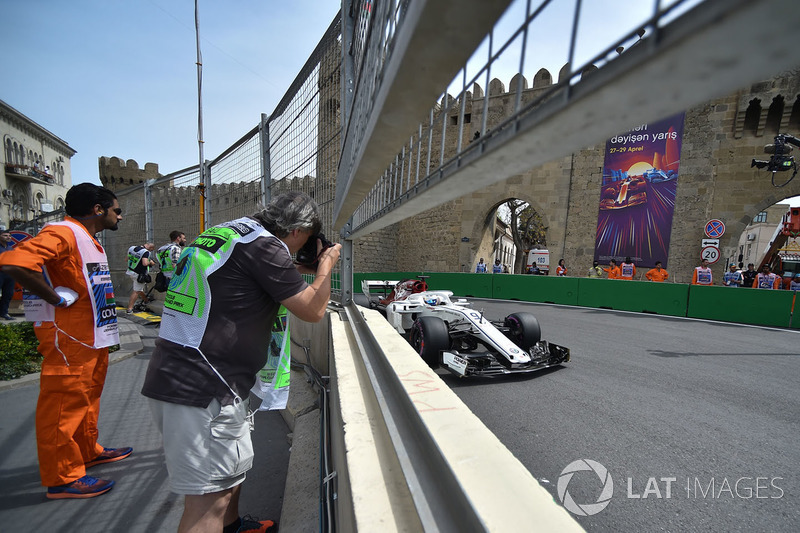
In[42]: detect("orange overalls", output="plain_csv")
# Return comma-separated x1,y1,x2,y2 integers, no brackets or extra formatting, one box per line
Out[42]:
0,219,109,486
646,268,669,282
603,265,621,279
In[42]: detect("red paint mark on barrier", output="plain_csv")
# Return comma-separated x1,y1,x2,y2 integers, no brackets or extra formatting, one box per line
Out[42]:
397,370,457,412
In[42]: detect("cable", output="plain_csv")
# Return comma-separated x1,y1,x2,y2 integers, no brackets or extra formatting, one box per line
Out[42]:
771,164,798,188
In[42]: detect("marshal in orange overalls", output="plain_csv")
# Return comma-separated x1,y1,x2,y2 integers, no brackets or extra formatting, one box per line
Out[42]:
0,220,109,486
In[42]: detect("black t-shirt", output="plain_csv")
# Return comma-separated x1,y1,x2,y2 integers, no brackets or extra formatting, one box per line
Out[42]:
141,227,306,407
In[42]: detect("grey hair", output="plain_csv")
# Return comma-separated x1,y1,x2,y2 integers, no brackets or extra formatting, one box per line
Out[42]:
252,191,321,238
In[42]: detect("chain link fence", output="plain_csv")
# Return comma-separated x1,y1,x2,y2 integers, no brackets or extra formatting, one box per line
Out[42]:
104,15,342,298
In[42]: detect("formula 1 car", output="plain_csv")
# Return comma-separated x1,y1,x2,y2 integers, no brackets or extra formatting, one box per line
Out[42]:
361,278,570,377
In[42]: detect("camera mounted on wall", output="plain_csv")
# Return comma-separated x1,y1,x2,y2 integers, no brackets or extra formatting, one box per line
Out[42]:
295,233,334,270
751,133,799,187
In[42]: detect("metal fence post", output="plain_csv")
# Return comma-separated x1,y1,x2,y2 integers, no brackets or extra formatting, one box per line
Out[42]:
203,159,212,229
340,219,353,305
144,179,154,243
259,113,271,206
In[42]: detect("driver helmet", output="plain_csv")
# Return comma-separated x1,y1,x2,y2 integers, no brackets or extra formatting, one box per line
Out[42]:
424,295,440,306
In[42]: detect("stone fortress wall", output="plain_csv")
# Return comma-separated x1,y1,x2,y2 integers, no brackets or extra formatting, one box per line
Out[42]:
354,67,800,284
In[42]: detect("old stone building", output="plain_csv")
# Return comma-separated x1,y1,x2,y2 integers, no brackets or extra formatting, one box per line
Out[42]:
1,99,75,230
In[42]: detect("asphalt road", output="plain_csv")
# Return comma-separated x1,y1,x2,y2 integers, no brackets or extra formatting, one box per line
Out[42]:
439,299,800,532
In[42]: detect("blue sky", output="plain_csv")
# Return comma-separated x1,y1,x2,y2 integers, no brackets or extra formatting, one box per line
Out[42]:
2,0,340,186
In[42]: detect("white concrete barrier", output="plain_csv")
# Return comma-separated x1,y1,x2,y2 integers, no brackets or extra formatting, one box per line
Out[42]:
329,307,583,532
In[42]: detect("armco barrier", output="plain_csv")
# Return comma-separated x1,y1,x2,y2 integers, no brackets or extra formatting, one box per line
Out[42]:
687,285,800,329
577,278,689,317
354,272,800,329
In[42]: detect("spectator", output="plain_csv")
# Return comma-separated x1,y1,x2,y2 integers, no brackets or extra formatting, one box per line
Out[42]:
692,258,713,285
503,264,509,273
156,230,186,282
752,264,781,289
476,257,487,273
723,264,744,287
603,259,621,279
555,259,567,276
620,256,636,280
0,183,129,499
0,231,16,319
125,242,154,313
527,263,540,275
741,263,757,288
791,273,800,291
492,258,503,273
141,191,340,533
645,261,669,282
781,271,794,290
587,260,603,278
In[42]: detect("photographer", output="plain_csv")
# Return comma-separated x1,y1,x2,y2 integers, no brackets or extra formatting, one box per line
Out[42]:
125,242,154,314
141,191,340,533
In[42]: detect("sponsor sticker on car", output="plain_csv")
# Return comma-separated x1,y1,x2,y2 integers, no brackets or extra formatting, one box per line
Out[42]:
442,351,468,376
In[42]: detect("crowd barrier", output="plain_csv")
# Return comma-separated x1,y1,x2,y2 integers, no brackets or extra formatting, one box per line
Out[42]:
354,272,800,330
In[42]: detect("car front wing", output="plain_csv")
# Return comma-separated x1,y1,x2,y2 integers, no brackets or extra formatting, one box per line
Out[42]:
441,340,570,377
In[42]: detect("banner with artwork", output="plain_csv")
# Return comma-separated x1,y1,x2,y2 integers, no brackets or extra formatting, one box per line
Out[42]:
594,112,685,268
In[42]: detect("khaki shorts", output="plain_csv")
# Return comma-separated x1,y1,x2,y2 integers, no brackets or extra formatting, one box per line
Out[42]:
148,398,254,495
128,273,147,292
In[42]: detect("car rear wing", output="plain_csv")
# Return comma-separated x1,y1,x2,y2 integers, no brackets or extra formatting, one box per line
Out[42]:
361,279,399,299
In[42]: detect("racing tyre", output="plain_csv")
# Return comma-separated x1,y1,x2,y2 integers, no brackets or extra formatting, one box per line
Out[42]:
410,316,450,367
503,312,541,350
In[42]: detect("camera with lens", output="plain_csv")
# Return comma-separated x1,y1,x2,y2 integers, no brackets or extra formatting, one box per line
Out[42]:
752,133,799,187
295,233,334,270
752,133,798,172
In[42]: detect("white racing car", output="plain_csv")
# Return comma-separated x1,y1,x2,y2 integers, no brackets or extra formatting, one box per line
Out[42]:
362,278,570,377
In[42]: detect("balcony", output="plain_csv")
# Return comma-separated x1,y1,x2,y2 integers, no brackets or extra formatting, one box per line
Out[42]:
4,163,56,185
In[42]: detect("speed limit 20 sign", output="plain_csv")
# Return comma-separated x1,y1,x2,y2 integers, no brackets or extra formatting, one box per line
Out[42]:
701,245,721,264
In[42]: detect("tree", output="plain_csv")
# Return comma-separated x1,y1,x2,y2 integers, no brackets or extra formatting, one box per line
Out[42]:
501,200,548,274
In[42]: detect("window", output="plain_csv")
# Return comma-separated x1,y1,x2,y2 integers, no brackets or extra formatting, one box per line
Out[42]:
743,98,761,135
765,95,784,134
790,95,800,131
753,211,767,223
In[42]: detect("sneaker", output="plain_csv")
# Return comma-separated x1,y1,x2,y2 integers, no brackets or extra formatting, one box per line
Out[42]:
237,515,276,532
85,447,133,468
1,314,13,320
46,475,115,499
126,309,133,314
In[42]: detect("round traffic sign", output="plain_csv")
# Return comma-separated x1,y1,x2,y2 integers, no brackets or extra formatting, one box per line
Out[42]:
701,245,721,264
704,219,725,238
7,230,33,245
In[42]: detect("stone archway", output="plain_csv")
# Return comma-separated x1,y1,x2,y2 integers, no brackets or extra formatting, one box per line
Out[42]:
461,184,557,274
